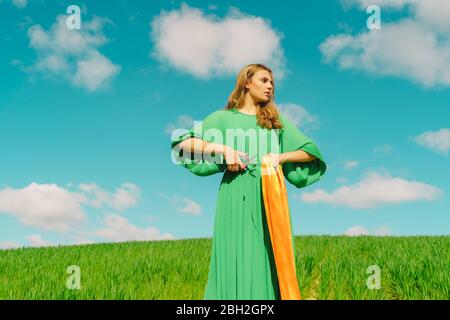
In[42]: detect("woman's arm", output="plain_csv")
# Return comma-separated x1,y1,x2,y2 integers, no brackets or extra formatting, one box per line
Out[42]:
280,150,316,163
177,137,228,155
178,137,248,171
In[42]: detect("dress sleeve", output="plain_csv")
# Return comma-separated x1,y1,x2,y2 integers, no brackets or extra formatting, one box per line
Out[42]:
170,110,227,177
279,114,327,188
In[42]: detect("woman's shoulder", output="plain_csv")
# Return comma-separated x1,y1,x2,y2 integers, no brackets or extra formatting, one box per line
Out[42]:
277,112,297,130
197,108,231,129
277,112,288,125
203,108,233,120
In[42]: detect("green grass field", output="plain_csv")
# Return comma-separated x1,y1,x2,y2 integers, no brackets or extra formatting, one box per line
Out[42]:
0,236,448,300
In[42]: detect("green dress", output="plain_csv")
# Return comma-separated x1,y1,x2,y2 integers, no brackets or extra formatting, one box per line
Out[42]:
170,108,326,300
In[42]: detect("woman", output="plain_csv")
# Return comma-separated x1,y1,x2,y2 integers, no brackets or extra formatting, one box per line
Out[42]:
171,63,326,300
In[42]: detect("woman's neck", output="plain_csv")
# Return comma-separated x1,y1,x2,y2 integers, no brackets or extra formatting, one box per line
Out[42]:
239,106,257,115
240,96,258,115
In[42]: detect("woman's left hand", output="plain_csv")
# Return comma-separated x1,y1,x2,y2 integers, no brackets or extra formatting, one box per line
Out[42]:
266,153,284,169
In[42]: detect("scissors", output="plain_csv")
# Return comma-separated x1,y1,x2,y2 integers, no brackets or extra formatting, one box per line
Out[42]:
240,154,258,167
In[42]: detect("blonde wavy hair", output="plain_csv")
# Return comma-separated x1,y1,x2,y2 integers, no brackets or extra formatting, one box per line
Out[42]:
224,63,284,130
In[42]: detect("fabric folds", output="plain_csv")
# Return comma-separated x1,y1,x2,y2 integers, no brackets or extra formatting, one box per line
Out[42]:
261,155,301,300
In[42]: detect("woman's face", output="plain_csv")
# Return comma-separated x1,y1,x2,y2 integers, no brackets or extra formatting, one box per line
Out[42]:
245,69,274,103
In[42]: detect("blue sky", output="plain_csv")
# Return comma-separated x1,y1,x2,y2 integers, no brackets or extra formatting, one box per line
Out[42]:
0,0,449,249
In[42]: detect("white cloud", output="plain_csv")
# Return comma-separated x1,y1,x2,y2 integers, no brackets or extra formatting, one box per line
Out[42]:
74,239,95,245
0,182,141,232
0,240,20,250
414,1,450,33
18,16,33,31
12,0,27,9
26,14,120,91
414,128,450,155
111,183,141,210
373,145,394,155
165,114,195,135
344,224,392,236
158,192,203,216
320,1,450,87
73,51,120,91
343,160,359,170
94,214,175,242
336,177,349,184
150,3,286,79
344,225,369,236
177,198,202,216
26,234,51,247
278,103,318,130
374,226,392,236
345,0,450,32
0,183,87,231
76,182,141,211
301,170,443,209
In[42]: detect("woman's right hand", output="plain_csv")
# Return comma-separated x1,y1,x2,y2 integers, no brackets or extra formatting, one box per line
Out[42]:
224,147,248,172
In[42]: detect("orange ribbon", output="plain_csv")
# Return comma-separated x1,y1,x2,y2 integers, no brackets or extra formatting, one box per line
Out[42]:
261,155,301,300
